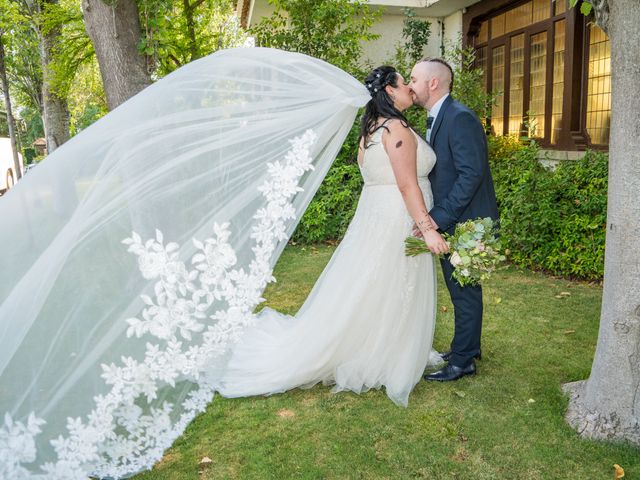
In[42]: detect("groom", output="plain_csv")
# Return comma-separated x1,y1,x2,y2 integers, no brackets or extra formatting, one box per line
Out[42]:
410,58,499,382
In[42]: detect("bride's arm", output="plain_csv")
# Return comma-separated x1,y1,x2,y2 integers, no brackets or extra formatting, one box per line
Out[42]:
383,121,449,255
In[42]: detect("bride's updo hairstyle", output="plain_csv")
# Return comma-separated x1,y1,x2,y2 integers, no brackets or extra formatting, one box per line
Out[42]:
360,66,411,149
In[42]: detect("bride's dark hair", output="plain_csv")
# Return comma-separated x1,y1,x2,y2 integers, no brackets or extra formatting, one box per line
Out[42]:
360,66,411,149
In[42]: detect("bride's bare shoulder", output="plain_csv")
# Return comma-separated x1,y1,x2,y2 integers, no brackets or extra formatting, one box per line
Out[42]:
381,119,416,148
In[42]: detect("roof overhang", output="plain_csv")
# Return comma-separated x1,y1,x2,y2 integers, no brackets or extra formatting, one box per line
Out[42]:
364,0,482,17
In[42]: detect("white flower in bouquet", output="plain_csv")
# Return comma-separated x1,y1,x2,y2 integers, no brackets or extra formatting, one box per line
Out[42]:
450,251,463,267
404,217,506,286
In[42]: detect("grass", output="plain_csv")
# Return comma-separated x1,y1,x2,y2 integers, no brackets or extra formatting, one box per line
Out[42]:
133,244,639,480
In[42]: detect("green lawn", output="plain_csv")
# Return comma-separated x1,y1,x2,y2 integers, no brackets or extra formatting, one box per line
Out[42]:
134,245,638,480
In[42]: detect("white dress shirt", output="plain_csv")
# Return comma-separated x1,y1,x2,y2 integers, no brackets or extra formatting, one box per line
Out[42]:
427,93,450,143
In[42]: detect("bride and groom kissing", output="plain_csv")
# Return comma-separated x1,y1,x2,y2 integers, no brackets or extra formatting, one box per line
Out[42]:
213,57,499,405
0,50,500,476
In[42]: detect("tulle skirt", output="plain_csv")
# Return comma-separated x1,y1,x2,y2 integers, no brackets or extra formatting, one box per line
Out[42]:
211,182,439,406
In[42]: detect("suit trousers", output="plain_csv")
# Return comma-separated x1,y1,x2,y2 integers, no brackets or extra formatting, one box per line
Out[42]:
440,256,483,368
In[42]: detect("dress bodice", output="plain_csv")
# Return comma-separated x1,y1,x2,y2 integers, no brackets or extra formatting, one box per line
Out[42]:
359,127,436,187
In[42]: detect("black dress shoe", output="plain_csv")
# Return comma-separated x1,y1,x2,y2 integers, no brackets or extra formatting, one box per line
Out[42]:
440,350,482,362
424,361,476,382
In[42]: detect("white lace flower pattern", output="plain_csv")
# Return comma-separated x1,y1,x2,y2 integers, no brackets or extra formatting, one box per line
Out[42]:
0,130,318,479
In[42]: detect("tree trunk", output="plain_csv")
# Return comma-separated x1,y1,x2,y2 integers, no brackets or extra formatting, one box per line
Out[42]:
563,0,640,446
0,33,22,181
38,0,70,154
183,0,199,61
81,0,152,110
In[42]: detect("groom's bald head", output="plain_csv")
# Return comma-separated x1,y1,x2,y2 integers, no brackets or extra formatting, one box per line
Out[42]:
409,58,454,110
420,58,454,92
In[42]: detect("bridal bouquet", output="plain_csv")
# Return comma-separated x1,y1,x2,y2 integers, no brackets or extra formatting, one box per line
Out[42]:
405,217,506,286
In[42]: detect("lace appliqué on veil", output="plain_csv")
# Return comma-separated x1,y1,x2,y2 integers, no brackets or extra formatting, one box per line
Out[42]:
0,130,317,479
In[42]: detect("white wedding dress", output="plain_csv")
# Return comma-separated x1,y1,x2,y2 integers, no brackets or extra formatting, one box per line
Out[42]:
213,127,441,407
0,48,441,477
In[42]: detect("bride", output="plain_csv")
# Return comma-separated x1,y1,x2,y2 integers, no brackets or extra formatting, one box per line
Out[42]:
212,65,448,407
0,48,444,478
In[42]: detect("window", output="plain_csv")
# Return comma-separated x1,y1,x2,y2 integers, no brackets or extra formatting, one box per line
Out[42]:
554,0,567,15
509,34,525,135
491,46,505,136
585,24,611,145
472,0,568,144
551,19,565,144
491,13,506,38
529,32,547,138
477,46,488,90
468,0,610,148
532,0,550,23
505,2,532,32
478,21,489,44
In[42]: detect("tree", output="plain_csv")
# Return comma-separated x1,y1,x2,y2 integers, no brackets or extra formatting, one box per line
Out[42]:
250,0,380,75
37,0,70,153
40,0,106,135
0,31,22,181
3,0,70,154
137,0,247,77
0,0,24,179
5,21,42,123
563,0,640,446
81,0,152,110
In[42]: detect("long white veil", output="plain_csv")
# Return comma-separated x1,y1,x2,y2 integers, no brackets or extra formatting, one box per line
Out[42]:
0,47,369,479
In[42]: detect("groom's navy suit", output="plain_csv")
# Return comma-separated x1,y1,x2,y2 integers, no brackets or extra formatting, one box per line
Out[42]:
427,94,499,369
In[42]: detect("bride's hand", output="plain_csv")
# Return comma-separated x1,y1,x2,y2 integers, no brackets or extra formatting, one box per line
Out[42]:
412,223,423,238
423,229,449,255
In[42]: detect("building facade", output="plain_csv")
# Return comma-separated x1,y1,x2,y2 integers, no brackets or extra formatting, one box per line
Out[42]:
464,0,610,150
238,0,610,151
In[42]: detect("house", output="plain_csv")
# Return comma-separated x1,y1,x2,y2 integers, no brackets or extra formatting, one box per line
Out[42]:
237,0,476,66
32,137,47,156
238,0,610,153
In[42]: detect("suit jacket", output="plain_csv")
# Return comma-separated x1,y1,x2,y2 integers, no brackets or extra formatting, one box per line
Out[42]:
427,95,499,235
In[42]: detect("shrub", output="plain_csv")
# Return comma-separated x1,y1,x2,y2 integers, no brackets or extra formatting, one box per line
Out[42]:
292,119,363,243
250,0,380,75
488,136,607,280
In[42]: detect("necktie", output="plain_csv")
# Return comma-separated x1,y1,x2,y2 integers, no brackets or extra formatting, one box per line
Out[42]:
426,115,435,143
426,116,434,129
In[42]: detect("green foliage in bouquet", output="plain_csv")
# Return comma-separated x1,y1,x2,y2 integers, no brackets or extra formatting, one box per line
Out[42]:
405,218,506,286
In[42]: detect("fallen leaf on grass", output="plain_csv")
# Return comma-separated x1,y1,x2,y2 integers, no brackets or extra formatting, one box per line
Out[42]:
199,456,213,465
451,446,469,462
440,306,448,312
454,390,466,398
613,464,625,478
528,398,536,404
494,297,502,304
277,409,295,418
555,291,571,299
563,330,576,335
